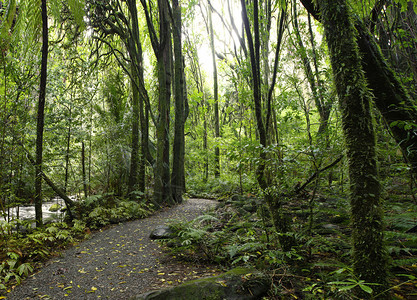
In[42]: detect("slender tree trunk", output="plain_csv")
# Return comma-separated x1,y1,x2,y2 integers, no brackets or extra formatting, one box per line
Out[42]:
139,100,148,193
241,0,292,250
81,141,88,199
171,0,186,203
128,61,140,197
64,106,72,193
35,0,48,228
293,1,329,135
208,1,220,178
318,0,388,296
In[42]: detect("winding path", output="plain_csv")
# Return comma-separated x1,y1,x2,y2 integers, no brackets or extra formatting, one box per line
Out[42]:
7,198,217,300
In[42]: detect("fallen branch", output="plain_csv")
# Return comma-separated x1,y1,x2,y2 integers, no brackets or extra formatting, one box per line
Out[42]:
294,155,344,194
21,145,74,220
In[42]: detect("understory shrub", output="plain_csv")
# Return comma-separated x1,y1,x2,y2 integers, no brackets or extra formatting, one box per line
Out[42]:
81,194,154,229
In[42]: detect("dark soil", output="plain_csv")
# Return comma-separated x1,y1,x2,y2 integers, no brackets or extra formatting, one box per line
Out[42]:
6,198,218,300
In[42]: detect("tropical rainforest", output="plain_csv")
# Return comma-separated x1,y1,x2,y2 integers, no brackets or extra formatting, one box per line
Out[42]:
0,0,417,298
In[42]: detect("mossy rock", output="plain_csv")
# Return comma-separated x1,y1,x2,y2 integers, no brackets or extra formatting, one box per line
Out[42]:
49,203,61,212
132,267,270,300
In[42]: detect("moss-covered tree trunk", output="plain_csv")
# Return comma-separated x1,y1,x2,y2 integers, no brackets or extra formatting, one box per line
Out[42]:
355,21,417,176
318,0,388,296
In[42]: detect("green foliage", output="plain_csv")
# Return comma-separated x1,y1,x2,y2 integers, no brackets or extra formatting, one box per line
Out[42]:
0,252,33,289
81,194,153,229
0,220,87,290
186,176,257,199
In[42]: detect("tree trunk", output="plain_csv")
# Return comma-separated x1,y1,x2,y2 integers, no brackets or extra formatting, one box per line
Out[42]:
301,0,417,178
34,0,48,228
128,62,140,197
127,0,144,199
241,0,292,250
318,0,388,295
64,105,72,193
153,0,173,205
171,0,186,203
208,1,220,178
355,20,417,176
81,141,88,199
293,1,330,135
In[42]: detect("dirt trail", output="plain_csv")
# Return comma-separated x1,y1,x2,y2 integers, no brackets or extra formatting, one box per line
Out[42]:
6,198,217,300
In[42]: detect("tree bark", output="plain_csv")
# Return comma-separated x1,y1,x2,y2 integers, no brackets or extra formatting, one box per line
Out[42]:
34,0,48,227
301,0,417,177
127,56,140,197
318,0,388,295
355,20,417,176
171,0,186,203
153,0,173,205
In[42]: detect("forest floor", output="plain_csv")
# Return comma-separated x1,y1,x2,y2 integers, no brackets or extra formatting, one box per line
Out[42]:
6,198,220,300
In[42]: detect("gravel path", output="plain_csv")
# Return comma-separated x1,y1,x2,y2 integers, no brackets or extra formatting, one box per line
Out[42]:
6,198,217,300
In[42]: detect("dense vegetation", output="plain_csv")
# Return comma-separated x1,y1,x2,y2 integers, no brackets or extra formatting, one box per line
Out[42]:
0,0,417,298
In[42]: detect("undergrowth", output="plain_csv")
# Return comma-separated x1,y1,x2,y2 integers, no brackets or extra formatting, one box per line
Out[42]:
161,193,417,299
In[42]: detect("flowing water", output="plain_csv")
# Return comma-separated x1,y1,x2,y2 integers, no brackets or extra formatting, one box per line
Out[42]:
3,196,77,224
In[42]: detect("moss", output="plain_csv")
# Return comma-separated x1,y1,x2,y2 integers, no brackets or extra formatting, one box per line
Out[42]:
48,203,61,212
132,268,270,300
318,0,389,297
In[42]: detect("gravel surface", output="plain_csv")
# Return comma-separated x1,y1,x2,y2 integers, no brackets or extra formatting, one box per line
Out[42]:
6,198,217,300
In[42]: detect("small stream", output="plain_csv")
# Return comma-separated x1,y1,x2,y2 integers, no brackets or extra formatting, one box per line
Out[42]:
4,196,78,224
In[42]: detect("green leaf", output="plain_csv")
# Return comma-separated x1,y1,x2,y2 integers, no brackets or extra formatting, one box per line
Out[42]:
359,284,373,294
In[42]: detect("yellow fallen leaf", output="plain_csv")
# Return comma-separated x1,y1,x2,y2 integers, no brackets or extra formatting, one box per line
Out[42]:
158,272,165,275
216,280,227,287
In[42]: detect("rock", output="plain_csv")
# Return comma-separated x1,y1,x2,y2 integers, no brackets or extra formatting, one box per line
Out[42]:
149,225,174,240
49,203,61,212
132,267,270,300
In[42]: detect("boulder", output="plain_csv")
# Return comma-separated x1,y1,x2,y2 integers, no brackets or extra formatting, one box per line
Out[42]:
132,267,270,300
149,225,174,240
49,203,61,212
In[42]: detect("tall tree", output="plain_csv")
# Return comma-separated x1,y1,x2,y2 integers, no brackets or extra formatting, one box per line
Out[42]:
317,0,388,295
241,0,292,249
34,0,49,227
141,0,173,205
207,0,220,178
126,0,145,198
171,0,188,203
88,0,151,198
